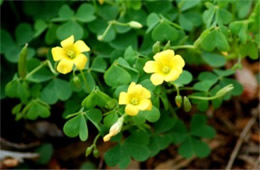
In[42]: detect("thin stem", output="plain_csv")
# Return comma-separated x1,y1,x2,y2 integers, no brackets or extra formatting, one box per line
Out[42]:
25,61,48,79
111,20,128,26
170,45,195,50
93,134,100,149
46,60,58,75
188,95,217,100
80,70,91,93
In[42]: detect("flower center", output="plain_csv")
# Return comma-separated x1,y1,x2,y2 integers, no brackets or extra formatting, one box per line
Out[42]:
162,66,170,74
130,98,139,105
67,49,76,59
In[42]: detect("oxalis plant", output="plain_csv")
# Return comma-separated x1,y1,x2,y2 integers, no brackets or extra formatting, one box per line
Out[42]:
1,0,259,168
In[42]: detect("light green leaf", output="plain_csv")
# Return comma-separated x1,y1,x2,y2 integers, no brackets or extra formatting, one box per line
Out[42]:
152,22,178,41
202,52,226,67
56,21,84,40
173,70,193,86
104,64,131,87
75,4,96,23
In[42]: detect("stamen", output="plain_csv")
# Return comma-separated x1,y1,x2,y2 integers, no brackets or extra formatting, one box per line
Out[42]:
162,66,170,74
130,98,139,105
67,49,76,59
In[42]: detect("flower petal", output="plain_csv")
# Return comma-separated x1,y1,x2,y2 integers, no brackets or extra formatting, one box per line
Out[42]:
73,54,88,70
154,50,175,65
141,88,151,99
127,82,137,93
74,40,90,52
143,61,158,73
171,54,185,68
150,73,164,86
119,92,129,105
138,99,152,111
125,104,139,116
61,35,74,48
51,47,67,61
57,59,73,74
164,70,182,82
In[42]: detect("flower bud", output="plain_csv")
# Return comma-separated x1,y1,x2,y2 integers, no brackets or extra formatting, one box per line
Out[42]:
103,116,124,142
215,84,234,98
85,146,93,157
72,76,81,89
175,95,182,108
97,35,104,41
128,21,143,29
152,41,161,54
163,40,171,50
183,96,192,112
18,44,28,79
93,148,99,158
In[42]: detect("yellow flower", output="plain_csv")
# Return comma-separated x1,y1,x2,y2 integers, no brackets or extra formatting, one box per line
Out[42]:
119,82,152,116
103,116,124,142
98,0,104,5
51,35,90,74
143,50,185,86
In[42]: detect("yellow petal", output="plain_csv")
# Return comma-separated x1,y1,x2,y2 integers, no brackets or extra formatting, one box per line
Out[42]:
51,47,67,61
164,70,182,82
138,99,152,111
171,54,185,68
154,50,175,65
61,35,74,49
127,82,137,93
57,59,73,74
74,40,90,52
143,61,158,73
73,54,88,70
103,134,111,142
150,73,164,86
141,88,151,99
125,104,139,116
119,92,129,105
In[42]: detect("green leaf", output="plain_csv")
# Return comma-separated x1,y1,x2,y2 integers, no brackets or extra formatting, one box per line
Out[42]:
41,78,72,104
230,21,248,43
104,111,118,127
109,31,137,50
190,114,216,139
141,106,160,123
124,46,137,65
178,136,211,158
154,113,176,133
91,57,107,72
216,8,232,25
104,145,121,167
200,29,230,51
35,143,53,165
198,72,218,82
193,80,216,92
214,69,235,77
179,0,201,11
27,100,50,120
75,4,96,23
63,114,88,141
15,23,34,46
56,21,84,40
45,24,57,45
173,70,193,86
172,119,188,144
104,64,131,87
152,22,178,41
5,79,30,103
201,52,226,67
57,5,74,21
0,29,16,55
146,13,160,33
34,20,48,37
85,109,102,130
240,42,258,60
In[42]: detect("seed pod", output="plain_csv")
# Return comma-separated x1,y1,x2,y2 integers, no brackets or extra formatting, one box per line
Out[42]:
152,41,161,54
18,44,28,79
175,95,182,108
163,41,171,50
183,96,192,112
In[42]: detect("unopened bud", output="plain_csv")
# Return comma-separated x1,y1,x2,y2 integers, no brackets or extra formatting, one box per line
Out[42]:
216,84,234,98
175,95,182,108
183,96,192,112
128,21,143,29
97,35,104,41
152,41,161,54
93,148,99,158
163,41,171,50
103,116,124,142
18,44,28,79
85,146,93,157
72,76,81,89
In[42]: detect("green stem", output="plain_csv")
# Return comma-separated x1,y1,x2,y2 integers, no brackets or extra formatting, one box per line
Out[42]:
25,61,48,79
188,95,217,100
80,70,91,93
92,134,100,149
170,45,195,50
47,60,58,75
